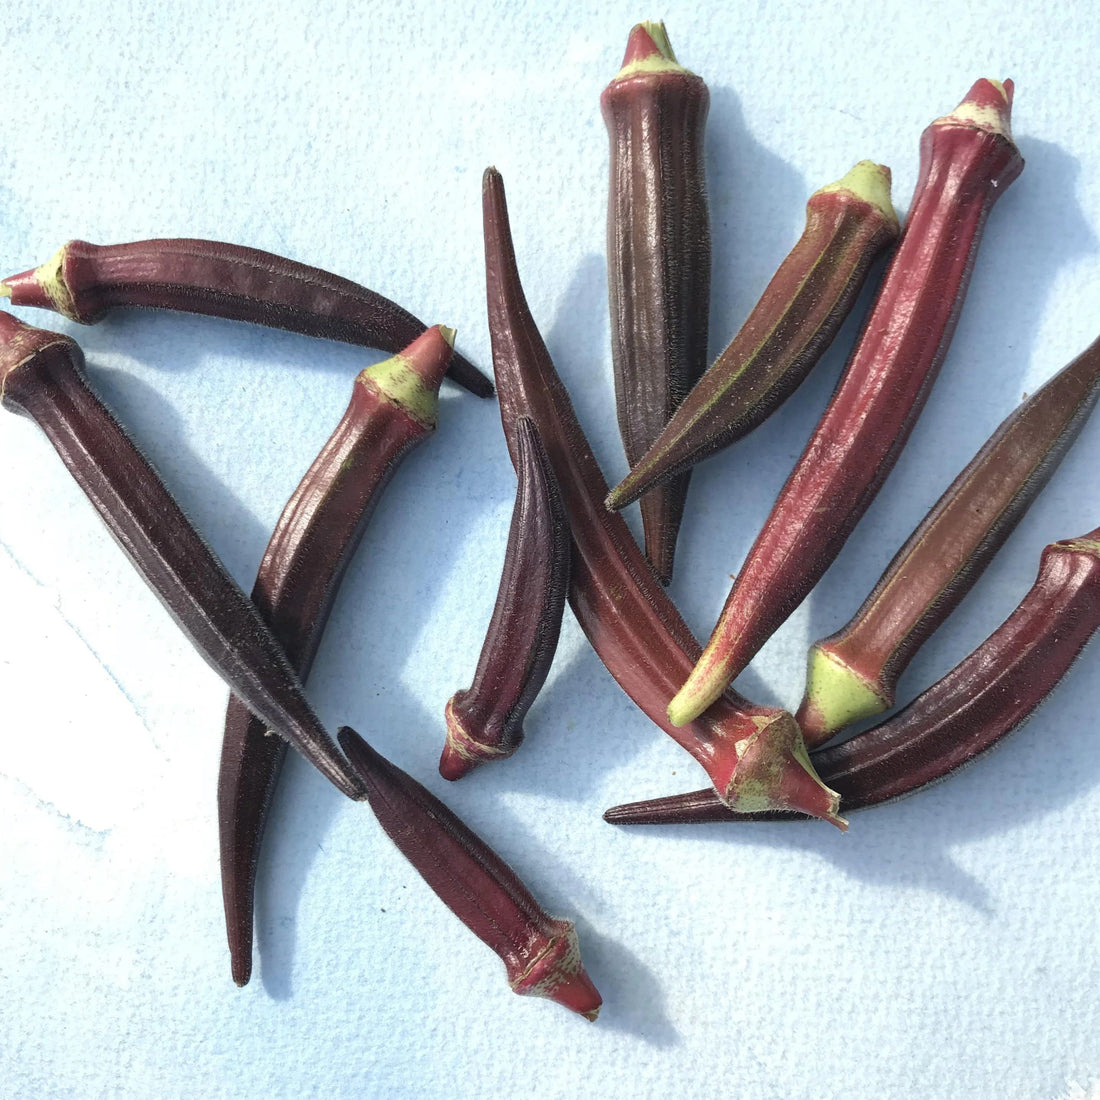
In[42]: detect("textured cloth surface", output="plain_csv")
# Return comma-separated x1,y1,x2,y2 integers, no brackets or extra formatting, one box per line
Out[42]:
1,3,1099,1098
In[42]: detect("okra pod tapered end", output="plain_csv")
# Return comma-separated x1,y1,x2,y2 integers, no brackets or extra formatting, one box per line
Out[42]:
1,244,84,322
814,160,899,233
936,78,1014,138
795,643,890,746
439,694,520,780
507,920,602,1021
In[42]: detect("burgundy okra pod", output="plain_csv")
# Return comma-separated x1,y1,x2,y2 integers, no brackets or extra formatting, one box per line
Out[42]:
605,523,1100,825
441,416,570,781
339,728,602,1020
0,312,364,799
219,325,455,986
605,160,899,512
483,166,843,826
669,78,1024,727
798,334,1100,744
0,238,492,397
601,20,710,583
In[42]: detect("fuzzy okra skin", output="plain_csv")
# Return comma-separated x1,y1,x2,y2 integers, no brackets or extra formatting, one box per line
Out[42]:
441,416,570,781
0,238,492,398
668,78,1024,728
602,21,710,584
605,525,1100,825
482,166,843,827
606,161,899,512
339,728,603,1020
798,335,1100,744
219,325,454,987
0,312,364,800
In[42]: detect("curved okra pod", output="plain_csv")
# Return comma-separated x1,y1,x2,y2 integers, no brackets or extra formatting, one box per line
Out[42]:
605,524,1100,825
219,325,455,986
441,416,570,781
602,21,711,583
0,312,364,800
0,238,492,397
483,166,843,827
668,78,1024,728
339,728,603,1020
606,161,899,512
798,335,1100,744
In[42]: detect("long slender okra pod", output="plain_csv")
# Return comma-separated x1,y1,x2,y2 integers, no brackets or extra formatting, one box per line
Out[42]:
482,167,842,826
0,312,364,800
668,78,1024,728
441,416,570,781
220,326,455,986
602,21,711,583
606,161,899,512
799,336,1100,743
605,524,1100,826
0,238,492,398
338,728,603,1019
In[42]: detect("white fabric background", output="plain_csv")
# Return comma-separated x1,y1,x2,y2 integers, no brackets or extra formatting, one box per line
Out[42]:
1,2,1098,1097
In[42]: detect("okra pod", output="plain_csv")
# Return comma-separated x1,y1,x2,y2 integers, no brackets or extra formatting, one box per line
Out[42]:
668,79,1024,728
799,335,1100,743
606,161,898,512
339,728,603,1020
483,167,843,826
602,21,710,583
1,238,492,397
0,313,364,800
441,416,570,781
220,326,455,985
606,525,1100,825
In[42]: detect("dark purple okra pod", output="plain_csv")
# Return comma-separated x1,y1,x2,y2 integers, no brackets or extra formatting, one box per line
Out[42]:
220,325,455,986
606,524,1100,825
1,238,492,397
601,21,710,583
605,161,899,512
0,312,364,800
339,728,602,1020
798,335,1100,744
440,416,570,781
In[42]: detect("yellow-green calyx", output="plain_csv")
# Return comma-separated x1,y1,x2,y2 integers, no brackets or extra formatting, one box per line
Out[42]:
804,644,888,736
1056,537,1100,559
937,79,1013,140
613,21,692,81
35,243,80,322
361,352,440,429
815,160,899,231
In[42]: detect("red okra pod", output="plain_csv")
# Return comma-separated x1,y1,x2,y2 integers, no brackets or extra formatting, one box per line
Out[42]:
606,161,899,512
798,335,1100,744
338,728,602,1020
440,416,570,781
605,525,1100,825
602,21,711,583
1,238,492,397
482,167,842,827
668,78,1024,727
219,325,455,986
0,312,364,800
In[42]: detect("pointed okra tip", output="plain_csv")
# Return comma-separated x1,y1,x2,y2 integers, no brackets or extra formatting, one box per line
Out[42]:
360,324,455,429
509,921,603,1021
611,20,691,80
815,160,900,232
937,77,1015,139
